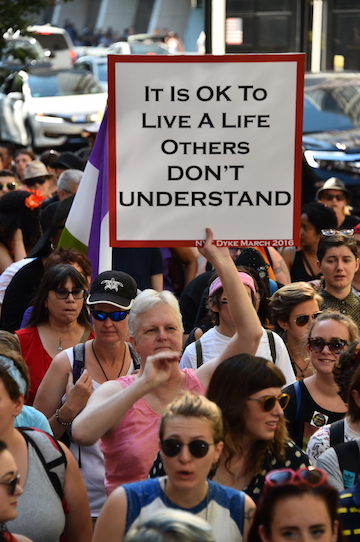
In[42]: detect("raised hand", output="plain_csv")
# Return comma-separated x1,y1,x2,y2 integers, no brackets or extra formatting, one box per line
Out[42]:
198,227,232,269
141,350,182,392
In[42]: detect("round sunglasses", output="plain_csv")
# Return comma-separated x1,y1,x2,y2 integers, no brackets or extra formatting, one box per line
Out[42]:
0,182,17,191
0,474,20,495
308,337,348,355
265,467,326,487
161,439,214,458
294,311,322,327
247,393,290,412
90,309,129,322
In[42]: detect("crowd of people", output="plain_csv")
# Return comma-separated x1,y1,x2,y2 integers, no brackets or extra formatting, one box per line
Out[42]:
0,133,360,542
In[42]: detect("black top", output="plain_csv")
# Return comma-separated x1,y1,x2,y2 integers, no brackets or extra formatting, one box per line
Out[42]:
283,379,346,449
112,247,163,291
0,257,44,333
290,250,322,282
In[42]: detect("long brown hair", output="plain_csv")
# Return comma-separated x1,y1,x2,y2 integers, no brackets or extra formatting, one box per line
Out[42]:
207,354,288,475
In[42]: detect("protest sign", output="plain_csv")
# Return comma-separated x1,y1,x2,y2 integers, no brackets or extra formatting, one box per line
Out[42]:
108,54,305,247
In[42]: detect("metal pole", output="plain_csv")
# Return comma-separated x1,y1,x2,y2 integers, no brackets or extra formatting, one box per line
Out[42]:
211,0,225,54
311,0,323,73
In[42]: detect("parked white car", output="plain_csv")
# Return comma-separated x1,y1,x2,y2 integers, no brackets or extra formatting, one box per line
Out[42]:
0,67,107,150
28,24,77,68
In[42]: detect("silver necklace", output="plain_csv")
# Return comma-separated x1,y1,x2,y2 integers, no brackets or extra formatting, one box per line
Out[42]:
57,337,63,351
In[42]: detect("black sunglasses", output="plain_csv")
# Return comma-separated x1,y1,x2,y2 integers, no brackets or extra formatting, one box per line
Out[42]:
294,312,322,327
0,182,17,191
90,309,129,322
247,393,290,412
53,288,85,300
0,474,20,496
161,439,214,458
308,337,348,355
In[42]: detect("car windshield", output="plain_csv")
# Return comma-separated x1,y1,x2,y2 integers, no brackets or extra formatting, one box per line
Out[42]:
129,43,168,54
304,76,360,133
97,62,108,82
28,71,103,97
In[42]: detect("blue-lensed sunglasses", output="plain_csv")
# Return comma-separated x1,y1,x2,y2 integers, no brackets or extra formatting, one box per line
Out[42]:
90,309,129,322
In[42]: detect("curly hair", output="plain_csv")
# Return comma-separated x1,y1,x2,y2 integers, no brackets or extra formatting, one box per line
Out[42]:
0,190,41,254
301,202,338,235
207,354,288,476
309,311,359,344
333,341,360,412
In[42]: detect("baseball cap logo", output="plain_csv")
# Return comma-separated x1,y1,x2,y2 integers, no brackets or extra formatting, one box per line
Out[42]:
100,278,124,292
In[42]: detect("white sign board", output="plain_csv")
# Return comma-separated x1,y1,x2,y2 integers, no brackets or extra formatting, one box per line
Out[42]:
108,54,304,248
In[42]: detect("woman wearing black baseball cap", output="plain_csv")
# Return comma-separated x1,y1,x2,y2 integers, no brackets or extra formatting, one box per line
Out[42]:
34,269,139,523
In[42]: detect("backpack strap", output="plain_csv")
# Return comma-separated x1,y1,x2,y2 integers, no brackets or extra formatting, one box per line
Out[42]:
329,419,345,447
128,343,141,371
72,343,86,384
266,330,276,363
17,427,67,501
195,339,203,368
333,440,360,489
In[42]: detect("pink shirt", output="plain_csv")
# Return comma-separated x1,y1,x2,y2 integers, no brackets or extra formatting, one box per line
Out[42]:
100,368,206,494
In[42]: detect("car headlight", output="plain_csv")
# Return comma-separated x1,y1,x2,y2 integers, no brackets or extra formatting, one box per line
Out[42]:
34,113,63,124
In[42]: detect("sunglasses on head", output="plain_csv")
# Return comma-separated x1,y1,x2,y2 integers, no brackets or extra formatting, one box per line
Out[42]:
294,311,322,327
321,228,354,236
53,288,85,300
308,337,348,354
0,182,17,191
265,467,326,487
247,393,290,412
90,309,129,322
161,439,214,458
0,474,20,496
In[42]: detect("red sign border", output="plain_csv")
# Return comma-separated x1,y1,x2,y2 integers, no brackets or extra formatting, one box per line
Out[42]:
108,53,305,247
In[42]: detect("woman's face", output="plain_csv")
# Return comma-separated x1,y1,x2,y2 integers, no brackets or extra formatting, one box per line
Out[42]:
300,214,320,249
14,153,32,180
260,494,338,542
45,277,84,325
131,303,183,361
307,319,350,376
91,302,129,344
244,387,284,444
279,299,321,343
0,378,23,434
0,449,22,523
160,416,223,493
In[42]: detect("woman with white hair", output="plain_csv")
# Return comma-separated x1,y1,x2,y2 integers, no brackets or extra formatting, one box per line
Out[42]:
72,228,262,494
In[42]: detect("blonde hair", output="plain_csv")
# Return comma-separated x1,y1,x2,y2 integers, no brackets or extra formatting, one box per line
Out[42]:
159,391,223,444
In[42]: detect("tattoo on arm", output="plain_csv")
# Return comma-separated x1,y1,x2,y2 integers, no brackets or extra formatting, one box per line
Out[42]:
244,507,256,524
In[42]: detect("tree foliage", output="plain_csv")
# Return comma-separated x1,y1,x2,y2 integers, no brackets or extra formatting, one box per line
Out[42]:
0,0,71,49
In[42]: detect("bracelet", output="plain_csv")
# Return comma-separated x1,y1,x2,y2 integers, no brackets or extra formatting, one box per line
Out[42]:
55,408,72,426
